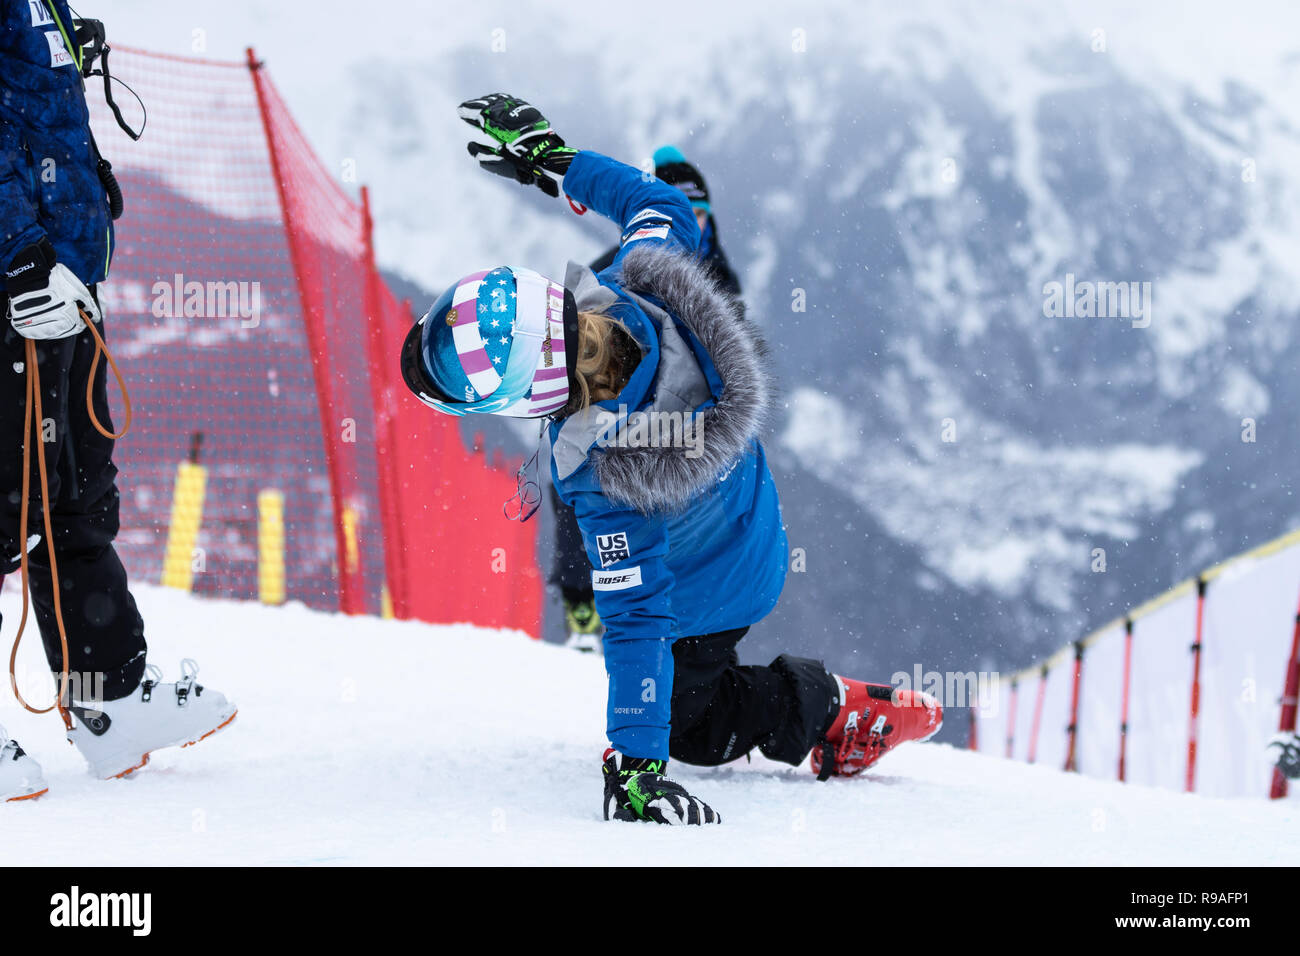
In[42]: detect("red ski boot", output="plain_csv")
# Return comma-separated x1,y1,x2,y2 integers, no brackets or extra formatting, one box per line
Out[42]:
810,677,943,779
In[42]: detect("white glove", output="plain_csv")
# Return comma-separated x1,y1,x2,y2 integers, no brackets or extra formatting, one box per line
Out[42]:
5,240,99,340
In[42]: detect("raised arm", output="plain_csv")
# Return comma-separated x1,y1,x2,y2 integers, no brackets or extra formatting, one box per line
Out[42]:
562,150,699,258
456,92,698,256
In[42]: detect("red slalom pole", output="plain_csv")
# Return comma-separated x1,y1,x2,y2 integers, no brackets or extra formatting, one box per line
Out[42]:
1270,589,1300,799
1185,577,1207,793
1027,666,1048,765
967,706,978,751
1064,642,1084,772
1118,617,1134,782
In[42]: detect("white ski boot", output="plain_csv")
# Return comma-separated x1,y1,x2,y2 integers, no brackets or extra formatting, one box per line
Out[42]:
67,659,237,779
0,725,47,802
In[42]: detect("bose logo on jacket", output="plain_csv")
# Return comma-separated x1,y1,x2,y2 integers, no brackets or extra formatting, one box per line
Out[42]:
592,566,642,591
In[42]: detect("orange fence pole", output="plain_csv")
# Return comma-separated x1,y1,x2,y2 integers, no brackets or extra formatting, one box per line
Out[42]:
1118,617,1134,782
1064,642,1084,772
1027,666,1048,765
1271,589,1300,799
1185,576,1207,792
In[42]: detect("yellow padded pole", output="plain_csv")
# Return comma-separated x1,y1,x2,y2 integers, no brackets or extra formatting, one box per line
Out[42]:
160,460,206,591
258,489,286,605
341,504,360,577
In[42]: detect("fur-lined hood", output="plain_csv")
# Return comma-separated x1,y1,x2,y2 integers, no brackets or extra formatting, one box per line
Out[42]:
551,243,771,514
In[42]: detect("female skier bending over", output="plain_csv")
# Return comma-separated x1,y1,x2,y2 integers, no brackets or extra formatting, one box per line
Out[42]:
400,94,942,825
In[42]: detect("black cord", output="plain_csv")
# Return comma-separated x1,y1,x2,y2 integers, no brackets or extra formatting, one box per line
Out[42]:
68,12,146,141
89,48,146,141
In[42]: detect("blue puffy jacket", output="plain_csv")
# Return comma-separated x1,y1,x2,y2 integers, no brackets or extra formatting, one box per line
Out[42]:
1,0,113,289
550,151,786,760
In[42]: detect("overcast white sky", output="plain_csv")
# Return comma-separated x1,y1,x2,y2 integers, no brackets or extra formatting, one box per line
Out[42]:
90,0,1300,89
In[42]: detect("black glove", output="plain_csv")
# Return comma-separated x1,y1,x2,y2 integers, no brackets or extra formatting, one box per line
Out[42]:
5,238,100,339
602,749,721,825
457,93,577,198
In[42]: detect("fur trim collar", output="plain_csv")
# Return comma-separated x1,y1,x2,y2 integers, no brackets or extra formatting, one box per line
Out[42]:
590,244,769,513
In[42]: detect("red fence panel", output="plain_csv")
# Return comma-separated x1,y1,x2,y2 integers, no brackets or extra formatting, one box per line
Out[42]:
91,48,341,608
81,46,540,632
249,48,378,614
369,277,542,634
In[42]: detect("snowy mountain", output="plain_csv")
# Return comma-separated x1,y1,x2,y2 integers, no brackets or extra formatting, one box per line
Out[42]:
90,1,1300,681
3,585,1297,864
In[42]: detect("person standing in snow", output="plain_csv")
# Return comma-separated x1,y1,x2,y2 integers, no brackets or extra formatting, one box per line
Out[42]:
555,146,741,652
400,93,942,824
0,0,235,802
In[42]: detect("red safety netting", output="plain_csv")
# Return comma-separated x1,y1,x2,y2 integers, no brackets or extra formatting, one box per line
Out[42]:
249,52,380,614
81,46,539,633
366,263,543,631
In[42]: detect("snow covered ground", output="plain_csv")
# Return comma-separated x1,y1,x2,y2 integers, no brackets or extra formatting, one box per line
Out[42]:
2,584,1297,865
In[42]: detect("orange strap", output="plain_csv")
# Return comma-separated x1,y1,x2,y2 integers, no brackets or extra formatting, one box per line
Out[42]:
85,315,132,439
7,314,131,728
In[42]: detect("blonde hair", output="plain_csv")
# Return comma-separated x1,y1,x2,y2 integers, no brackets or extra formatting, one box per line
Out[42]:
566,310,639,413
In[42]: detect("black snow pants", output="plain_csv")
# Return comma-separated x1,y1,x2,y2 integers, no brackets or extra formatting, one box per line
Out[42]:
669,626,839,767
0,294,146,702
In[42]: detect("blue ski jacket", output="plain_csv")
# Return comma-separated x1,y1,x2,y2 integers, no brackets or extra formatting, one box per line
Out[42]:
1,0,113,289
550,151,786,760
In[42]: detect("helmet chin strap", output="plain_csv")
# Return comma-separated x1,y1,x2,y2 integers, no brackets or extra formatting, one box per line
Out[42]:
503,420,547,522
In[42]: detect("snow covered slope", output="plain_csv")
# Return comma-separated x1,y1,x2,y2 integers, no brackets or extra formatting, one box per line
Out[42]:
2,586,1296,865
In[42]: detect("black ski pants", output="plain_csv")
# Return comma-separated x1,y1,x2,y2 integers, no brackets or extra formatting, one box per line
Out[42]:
0,295,146,702
669,626,838,766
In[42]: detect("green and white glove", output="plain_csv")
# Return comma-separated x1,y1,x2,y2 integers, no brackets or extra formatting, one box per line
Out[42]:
602,749,722,825
457,93,577,198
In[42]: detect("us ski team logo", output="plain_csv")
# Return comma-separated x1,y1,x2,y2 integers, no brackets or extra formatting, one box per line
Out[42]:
597,532,630,567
